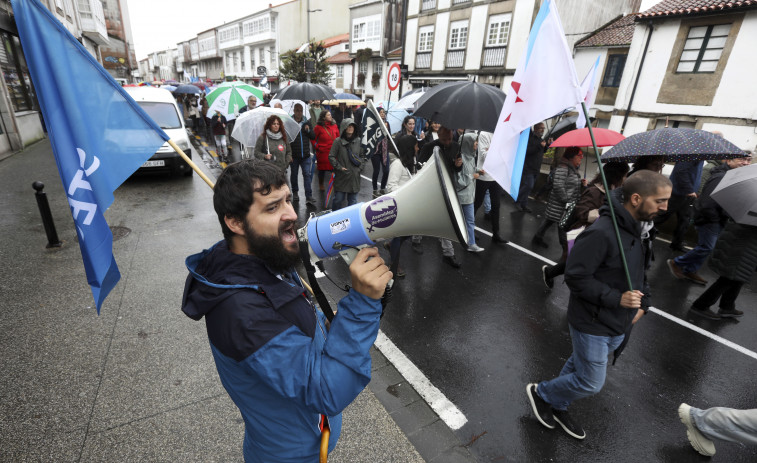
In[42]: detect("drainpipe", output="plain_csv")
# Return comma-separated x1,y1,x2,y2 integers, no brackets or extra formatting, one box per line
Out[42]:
398,0,408,98
621,20,653,134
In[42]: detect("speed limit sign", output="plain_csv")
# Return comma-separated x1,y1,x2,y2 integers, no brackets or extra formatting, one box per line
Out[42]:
387,63,401,91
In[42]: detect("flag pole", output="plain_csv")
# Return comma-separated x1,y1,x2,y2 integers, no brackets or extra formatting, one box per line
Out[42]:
167,139,215,189
580,102,633,291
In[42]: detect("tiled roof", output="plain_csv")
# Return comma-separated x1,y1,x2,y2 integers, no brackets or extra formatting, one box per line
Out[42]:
321,33,349,48
638,0,757,18
326,51,352,64
386,46,402,58
575,14,636,48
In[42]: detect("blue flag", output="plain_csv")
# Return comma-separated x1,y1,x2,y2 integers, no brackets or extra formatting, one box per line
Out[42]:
12,0,170,312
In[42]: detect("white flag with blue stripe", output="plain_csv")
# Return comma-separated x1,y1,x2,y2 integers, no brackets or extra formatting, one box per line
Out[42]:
576,55,601,129
484,0,582,200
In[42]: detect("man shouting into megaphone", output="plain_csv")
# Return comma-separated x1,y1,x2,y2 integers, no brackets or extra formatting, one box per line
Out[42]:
181,159,392,462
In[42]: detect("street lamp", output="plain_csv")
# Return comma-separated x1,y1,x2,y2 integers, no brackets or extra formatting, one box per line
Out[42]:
306,0,322,82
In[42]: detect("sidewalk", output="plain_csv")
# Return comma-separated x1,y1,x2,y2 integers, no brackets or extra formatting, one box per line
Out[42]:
0,139,472,462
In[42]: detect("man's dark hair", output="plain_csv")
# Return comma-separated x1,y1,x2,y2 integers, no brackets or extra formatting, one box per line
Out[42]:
592,162,630,189
213,159,287,243
621,169,671,203
563,147,582,160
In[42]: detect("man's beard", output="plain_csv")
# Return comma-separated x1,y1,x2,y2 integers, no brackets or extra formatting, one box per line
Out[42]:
243,218,301,273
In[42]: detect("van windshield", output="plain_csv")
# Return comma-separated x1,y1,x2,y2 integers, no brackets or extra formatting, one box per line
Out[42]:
137,102,182,129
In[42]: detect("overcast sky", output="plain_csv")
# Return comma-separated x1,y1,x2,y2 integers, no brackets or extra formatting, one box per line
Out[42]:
126,0,274,59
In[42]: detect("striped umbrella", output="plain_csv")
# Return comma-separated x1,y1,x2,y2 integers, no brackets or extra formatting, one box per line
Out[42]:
325,173,335,209
205,81,264,121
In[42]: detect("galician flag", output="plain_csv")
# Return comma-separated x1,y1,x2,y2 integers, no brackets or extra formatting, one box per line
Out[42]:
484,0,582,200
576,55,601,129
12,0,169,312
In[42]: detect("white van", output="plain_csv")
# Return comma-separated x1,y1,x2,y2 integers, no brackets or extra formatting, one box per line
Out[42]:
124,87,194,177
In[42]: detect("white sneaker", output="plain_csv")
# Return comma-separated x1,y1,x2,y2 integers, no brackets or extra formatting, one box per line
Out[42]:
466,244,485,253
678,403,715,456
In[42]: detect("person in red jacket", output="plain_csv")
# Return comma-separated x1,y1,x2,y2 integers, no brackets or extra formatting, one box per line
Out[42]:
313,110,340,191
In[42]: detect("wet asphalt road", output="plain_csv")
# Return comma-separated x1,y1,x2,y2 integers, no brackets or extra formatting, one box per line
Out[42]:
197,139,757,462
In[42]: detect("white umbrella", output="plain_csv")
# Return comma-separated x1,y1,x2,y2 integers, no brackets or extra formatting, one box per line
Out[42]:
711,163,757,226
269,98,309,116
395,90,426,111
231,107,301,147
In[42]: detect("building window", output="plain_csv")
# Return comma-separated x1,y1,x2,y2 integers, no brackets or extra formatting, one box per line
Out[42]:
353,16,381,46
243,17,271,37
54,0,64,11
601,54,627,87
418,25,434,52
0,32,36,112
421,0,436,11
448,21,468,50
487,14,511,46
270,46,276,68
677,24,730,73
359,61,368,75
373,61,383,76
336,65,344,78
240,52,245,71
219,27,239,43
64,0,74,18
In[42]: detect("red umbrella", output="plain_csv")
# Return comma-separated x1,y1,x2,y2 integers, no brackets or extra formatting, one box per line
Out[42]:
550,128,625,148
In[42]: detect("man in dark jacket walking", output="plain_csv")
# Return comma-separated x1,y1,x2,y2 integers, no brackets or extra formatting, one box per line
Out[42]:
527,170,672,440
667,154,751,285
289,103,316,206
516,122,551,212
181,160,392,462
654,159,704,251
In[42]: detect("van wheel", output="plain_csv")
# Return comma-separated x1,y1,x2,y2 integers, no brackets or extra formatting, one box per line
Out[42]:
183,167,194,177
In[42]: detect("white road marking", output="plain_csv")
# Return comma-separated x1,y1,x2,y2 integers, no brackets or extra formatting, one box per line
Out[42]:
374,331,468,430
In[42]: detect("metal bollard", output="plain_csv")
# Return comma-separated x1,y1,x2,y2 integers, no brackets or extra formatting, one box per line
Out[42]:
32,181,62,248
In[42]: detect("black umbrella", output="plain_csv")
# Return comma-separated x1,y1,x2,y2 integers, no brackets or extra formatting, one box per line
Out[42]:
412,81,506,132
172,84,202,95
274,82,334,101
601,128,746,163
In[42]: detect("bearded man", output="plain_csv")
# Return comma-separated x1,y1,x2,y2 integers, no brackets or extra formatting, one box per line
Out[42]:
182,160,392,462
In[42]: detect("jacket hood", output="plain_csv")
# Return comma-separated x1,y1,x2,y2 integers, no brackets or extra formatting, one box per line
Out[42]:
340,118,358,134
605,189,641,237
181,241,300,321
460,133,477,158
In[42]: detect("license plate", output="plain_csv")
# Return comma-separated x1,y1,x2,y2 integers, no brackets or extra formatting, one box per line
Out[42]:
142,160,165,167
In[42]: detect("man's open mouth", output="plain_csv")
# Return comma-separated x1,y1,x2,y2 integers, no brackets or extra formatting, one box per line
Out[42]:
281,223,297,243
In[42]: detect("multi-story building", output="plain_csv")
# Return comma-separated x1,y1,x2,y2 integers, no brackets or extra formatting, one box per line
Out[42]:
218,9,278,85
403,0,640,91
100,0,136,81
197,28,222,81
605,0,757,149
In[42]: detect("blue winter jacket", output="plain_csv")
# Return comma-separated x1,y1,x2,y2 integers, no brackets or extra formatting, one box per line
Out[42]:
668,160,704,196
182,241,383,462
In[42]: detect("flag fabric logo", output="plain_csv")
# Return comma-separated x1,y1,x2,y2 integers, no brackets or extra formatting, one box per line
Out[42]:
483,0,582,200
360,100,386,159
576,56,601,129
12,0,169,312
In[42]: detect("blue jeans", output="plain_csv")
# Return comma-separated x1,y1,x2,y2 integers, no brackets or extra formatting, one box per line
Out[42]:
538,325,625,411
674,222,722,273
332,191,358,210
290,156,313,198
690,406,757,445
483,190,491,214
462,203,476,246
516,173,537,208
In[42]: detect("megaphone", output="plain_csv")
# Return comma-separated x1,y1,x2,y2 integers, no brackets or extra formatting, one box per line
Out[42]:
297,152,469,262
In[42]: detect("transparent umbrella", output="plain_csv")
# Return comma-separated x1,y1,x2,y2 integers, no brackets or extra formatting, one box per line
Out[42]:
231,107,301,147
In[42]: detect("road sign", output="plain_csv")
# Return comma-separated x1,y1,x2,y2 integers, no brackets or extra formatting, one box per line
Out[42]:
257,66,267,76
304,58,316,74
387,63,401,91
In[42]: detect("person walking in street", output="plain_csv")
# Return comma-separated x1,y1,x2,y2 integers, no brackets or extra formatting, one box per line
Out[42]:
457,132,484,253
371,108,391,198
527,170,672,440
385,134,419,278
420,120,440,152
254,115,293,175
211,110,229,162
182,159,392,462
532,147,585,251
516,122,551,212
667,154,751,286
678,403,757,457
474,130,508,245
200,94,210,139
328,118,364,209
331,102,352,127
688,220,757,319
313,110,339,192
419,126,464,269
289,103,316,206
654,159,704,251
238,95,258,115
542,161,629,288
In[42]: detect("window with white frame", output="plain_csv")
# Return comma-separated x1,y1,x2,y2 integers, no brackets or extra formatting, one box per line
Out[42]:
336,65,344,78
449,21,468,50
359,61,368,75
219,27,239,43
677,24,731,73
63,0,74,17
353,16,382,46
487,14,511,46
374,61,383,76
243,17,271,37
199,38,215,53
418,25,434,52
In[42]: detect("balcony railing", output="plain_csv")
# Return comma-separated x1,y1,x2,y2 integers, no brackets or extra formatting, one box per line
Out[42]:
481,46,506,67
421,0,436,11
415,52,431,69
446,50,465,68
452,0,471,4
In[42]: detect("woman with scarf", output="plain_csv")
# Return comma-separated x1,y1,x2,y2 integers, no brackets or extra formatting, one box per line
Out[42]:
254,115,292,174
313,110,340,191
328,118,364,209
458,132,484,253
371,108,392,198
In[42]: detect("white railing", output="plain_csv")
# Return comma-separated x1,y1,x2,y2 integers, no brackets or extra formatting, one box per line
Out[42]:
421,0,436,11
415,52,431,69
446,50,465,68
481,46,506,67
